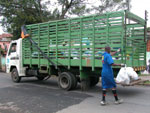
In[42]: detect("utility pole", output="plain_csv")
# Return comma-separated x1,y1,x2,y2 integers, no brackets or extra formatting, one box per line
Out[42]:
144,10,148,42
126,0,131,11
126,0,131,24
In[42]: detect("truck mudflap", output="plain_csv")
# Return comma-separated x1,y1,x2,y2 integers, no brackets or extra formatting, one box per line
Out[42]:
117,78,148,86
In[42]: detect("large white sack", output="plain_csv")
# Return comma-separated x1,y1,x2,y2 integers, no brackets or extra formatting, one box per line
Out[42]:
126,67,139,81
116,67,130,84
130,71,139,81
125,67,134,76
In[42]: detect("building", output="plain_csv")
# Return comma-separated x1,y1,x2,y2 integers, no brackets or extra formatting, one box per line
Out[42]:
0,33,12,55
0,33,12,71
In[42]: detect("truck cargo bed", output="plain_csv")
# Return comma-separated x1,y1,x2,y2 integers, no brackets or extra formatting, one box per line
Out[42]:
22,10,146,71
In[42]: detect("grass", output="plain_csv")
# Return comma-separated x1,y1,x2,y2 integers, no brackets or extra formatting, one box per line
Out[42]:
139,74,150,76
143,80,150,84
138,80,150,86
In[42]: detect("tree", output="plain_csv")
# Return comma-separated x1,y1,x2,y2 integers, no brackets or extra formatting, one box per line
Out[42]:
92,0,128,13
0,0,128,39
56,0,90,18
45,0,90,19
0,0,52,39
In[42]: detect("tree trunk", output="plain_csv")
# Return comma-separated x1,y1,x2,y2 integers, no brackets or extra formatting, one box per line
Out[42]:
60,0,73,19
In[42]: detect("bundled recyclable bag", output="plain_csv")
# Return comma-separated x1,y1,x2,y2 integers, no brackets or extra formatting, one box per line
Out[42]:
116,67,139,85
126,67,139,81
116,67,130,84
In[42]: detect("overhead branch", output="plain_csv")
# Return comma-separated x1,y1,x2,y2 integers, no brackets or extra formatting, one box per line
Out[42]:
60,0,73,19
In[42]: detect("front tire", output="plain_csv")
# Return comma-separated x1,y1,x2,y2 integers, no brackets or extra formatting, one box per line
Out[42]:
11,68,21,83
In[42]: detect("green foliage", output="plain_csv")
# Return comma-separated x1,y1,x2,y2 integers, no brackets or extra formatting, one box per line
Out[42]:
93,0,128,13
0,46,4,55
0,0,128,39
0,0,51,39
54,0,89,18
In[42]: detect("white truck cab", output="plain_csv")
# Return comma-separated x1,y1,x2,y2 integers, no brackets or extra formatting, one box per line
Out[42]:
6,38,26,82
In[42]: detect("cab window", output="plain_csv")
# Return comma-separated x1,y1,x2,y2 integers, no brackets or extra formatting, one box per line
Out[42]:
8,43,17,55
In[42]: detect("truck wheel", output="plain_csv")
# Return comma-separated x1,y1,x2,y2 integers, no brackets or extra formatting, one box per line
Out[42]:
11,68,21,83
36,76,45,81
68,72,77,89
58,72,76,91
90,76,99,87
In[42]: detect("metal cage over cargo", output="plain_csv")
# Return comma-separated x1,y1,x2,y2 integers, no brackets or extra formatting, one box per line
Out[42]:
22,10,147,73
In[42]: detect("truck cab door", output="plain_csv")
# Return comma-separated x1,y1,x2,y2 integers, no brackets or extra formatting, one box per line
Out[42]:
6,42,19,73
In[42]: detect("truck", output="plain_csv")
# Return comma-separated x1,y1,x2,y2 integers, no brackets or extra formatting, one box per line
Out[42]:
6,10,147,90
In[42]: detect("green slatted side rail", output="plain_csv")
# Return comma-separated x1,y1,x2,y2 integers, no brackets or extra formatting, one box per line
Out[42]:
48,22,50,66
22,10,146,70
80,18,82,70
126,25,146,67
92,16,95,71
68,19,71,69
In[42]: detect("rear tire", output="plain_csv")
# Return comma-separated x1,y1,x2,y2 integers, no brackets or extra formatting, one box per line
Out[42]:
58,72,77,91
68,72,77,89
90,76,99,87
11,68,21,83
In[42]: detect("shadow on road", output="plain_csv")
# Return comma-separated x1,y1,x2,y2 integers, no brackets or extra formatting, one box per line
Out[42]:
3,74,144,98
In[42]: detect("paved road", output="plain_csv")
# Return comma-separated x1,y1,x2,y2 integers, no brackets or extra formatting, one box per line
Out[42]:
0,72,150,113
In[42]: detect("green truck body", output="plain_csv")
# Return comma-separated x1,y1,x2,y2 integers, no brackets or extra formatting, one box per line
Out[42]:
21,10,147,89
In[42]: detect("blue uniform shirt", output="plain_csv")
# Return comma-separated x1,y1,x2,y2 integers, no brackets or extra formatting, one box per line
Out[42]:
101,52,116,89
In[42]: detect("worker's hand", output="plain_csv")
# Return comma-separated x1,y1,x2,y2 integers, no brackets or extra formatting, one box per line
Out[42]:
117,48,121,53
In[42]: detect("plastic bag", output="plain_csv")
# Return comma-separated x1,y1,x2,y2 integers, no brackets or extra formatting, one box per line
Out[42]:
126,67,138,81
116,67,139,85
130,71,139,81
116,67,130,84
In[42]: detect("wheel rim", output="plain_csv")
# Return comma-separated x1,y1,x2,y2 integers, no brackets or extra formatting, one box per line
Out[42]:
60,76,69,88
12,71,18,81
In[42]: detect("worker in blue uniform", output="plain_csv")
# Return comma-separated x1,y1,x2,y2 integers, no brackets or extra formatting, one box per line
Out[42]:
101,46,124,105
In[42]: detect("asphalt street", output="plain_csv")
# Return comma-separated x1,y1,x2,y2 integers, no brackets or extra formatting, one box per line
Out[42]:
0,72,150,113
